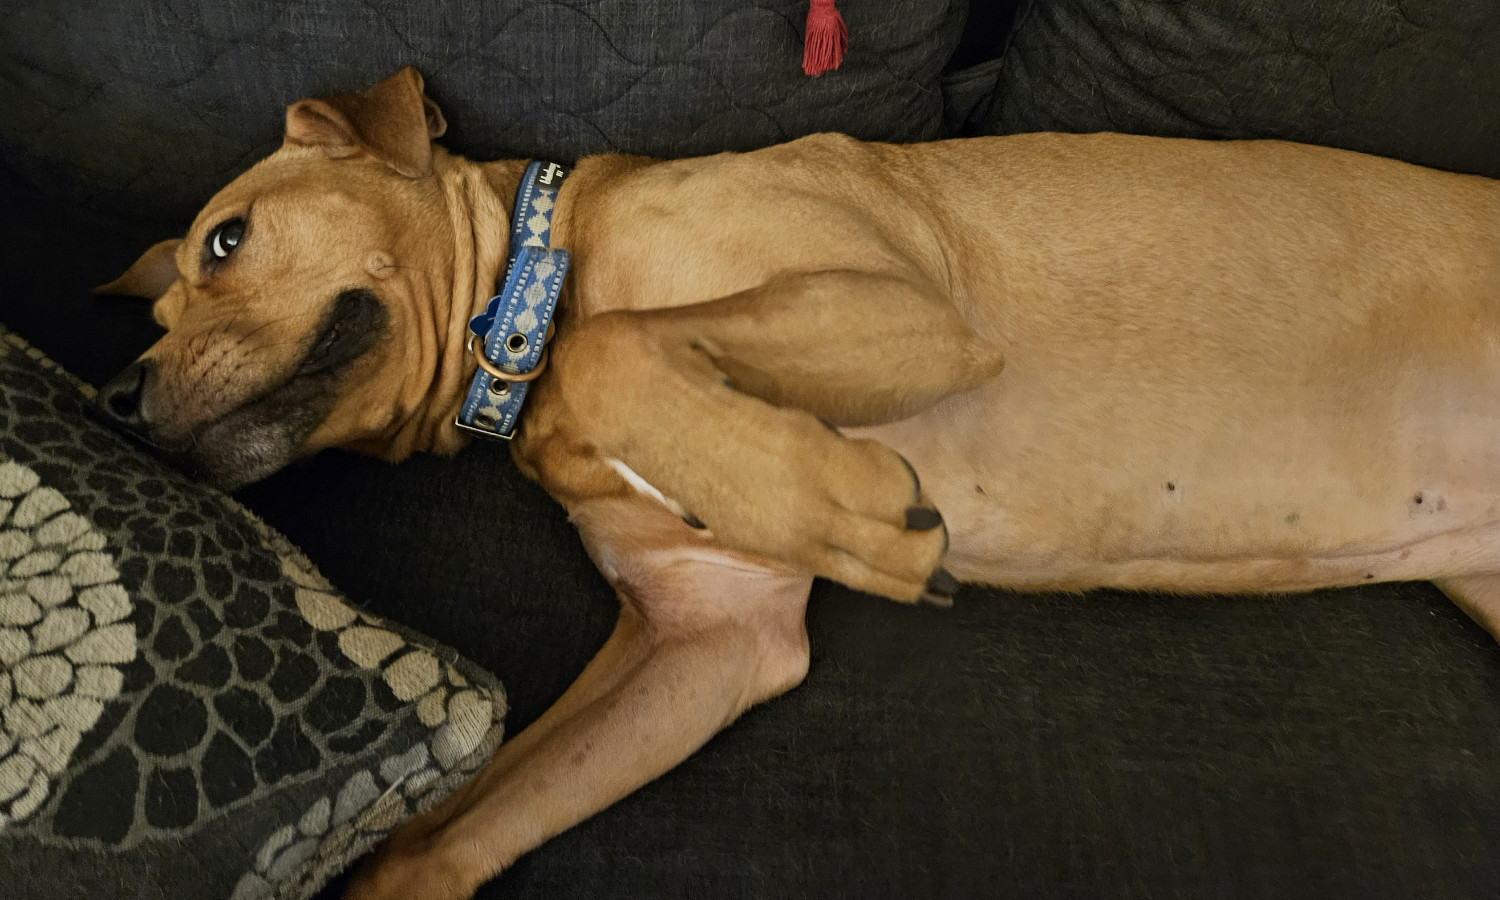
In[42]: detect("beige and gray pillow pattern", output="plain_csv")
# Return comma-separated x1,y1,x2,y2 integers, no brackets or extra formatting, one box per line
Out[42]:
0,323,506,899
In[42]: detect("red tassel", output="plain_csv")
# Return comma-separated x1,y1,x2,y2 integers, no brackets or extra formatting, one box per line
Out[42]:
802,0,847,77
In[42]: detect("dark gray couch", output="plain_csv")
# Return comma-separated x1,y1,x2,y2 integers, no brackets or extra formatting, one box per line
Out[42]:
4,1,1500,897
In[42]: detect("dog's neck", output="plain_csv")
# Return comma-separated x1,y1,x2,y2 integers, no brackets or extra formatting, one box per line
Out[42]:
434,154,530,456
367,149,647,460
348,153,526,461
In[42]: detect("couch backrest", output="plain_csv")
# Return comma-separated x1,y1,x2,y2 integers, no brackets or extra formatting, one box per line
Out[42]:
0,0,967,220
974,0,1500,179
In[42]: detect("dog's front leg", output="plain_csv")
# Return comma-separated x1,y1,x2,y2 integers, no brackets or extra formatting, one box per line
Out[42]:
346,501,812,900
531,270,1002,602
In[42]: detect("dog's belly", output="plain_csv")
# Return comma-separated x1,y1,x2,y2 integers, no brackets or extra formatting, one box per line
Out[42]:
842,136,1500,594
938,521,1500,594
857,353,1500,594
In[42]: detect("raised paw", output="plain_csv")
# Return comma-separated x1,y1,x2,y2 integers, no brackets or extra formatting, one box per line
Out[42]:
547,314,952,602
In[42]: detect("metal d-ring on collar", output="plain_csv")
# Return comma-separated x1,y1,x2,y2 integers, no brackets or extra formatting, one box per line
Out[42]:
466,323,555,384
455,160,571,440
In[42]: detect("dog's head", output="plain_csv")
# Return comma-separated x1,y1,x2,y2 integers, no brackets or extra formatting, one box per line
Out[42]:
96,68,458,488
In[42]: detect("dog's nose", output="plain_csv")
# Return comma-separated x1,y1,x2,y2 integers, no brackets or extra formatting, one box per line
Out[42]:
97,359,155,432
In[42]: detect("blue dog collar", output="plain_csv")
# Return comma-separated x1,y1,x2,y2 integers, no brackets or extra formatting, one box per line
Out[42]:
455,161,571,440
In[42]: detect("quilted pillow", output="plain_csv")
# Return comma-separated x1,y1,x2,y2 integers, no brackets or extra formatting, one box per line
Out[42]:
0,323,506,900
0,0,966,221
974,0,1500,180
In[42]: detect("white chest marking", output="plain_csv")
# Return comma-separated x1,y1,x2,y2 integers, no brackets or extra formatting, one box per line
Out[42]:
604,457,692,520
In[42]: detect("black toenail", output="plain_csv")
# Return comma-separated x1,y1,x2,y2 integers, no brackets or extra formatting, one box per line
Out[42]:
925,568,959,597
905,506,943,531
682,514,707,529
921,591,955,609
895,453,922,495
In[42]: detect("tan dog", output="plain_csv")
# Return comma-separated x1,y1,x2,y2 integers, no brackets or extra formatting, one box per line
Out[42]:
97,68,1500,899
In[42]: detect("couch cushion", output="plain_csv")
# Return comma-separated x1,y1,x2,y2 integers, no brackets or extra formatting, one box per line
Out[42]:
0,324,507,900
974,0,1500,179
0,0,966,221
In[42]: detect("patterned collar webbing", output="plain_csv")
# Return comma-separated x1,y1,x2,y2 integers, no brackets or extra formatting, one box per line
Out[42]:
455,160,571,440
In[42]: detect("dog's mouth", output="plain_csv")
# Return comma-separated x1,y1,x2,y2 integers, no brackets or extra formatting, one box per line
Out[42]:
106,288,388,490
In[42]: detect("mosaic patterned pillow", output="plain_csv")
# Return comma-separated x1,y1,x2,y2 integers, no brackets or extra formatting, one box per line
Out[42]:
0,322,507,899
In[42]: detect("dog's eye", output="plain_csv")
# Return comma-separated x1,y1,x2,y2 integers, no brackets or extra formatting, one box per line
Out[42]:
209,218,246,260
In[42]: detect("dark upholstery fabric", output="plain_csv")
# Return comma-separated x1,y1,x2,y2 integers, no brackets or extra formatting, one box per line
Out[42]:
940,0,1025,130
948,0,1025,68
5,190,1500,900
973,0,1500,179
0,0,966,221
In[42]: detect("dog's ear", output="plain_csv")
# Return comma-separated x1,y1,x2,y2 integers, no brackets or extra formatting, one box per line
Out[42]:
283,67,448,178
94,238,183,299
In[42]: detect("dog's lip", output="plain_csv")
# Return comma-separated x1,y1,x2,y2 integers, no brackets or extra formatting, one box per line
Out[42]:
167,379,334,488
294,288,388,378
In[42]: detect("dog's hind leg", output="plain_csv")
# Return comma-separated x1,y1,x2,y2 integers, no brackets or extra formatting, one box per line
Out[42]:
529,270,998,601
346,499,812,900
1435,575,1500,641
